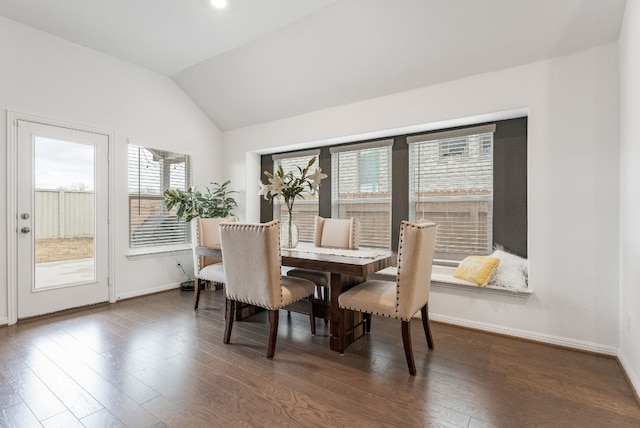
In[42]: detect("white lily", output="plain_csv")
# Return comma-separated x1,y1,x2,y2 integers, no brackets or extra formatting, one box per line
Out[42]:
267,175,286,196
309,167,328,190
258,181,271,200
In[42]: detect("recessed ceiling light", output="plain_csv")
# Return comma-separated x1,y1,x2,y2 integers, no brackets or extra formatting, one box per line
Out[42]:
210,0,227,9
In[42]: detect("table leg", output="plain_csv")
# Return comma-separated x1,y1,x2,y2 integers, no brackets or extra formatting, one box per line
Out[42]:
329,273,365,351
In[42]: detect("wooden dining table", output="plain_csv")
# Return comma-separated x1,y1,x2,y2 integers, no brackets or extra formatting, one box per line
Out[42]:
195,243,396,352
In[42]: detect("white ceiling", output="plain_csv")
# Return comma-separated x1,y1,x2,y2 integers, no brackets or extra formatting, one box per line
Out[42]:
0,0,627,130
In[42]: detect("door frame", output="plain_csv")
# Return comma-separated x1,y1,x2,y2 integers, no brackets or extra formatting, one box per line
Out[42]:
6,111,116,325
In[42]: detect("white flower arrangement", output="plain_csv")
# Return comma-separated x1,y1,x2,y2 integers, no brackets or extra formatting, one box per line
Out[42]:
259,156,327,214
259,156,327,247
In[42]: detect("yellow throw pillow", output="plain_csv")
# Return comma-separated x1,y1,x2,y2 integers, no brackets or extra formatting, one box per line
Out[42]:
453,256,500,286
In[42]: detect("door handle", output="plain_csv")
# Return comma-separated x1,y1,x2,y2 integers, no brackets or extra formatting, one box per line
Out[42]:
21,227,31,233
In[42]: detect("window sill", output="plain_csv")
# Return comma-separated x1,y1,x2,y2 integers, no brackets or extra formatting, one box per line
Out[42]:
127,244,192,261
371,265,532,298
431,279,532,297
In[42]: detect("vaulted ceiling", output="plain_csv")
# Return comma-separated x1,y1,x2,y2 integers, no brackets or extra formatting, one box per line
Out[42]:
0,0,627,130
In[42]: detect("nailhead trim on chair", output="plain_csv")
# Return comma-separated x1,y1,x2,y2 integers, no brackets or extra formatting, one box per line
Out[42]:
337,304,417,322
395,222,405,315
221,220,313,310
396,221,436,319
351,218,361,249
339,220,437,322
229,293,311,311
195,219,203,274
223,221,278,306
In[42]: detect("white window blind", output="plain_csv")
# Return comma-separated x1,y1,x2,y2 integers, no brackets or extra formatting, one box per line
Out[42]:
408,125,495,261
272,150,320,243
128,145,190,248
331,140,392,248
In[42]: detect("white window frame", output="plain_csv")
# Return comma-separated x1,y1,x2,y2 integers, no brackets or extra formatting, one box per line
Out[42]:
127,144,191,255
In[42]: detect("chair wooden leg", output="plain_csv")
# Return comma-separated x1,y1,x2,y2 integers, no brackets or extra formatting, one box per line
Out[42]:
402,320,417,375
308,296,316,335
364,313,372,334
267,310,279,359
193,278,202,309
223,299,235,344
421,303,434,349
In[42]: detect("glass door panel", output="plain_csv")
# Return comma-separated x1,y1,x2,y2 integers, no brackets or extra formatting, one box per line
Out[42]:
33,137,96,289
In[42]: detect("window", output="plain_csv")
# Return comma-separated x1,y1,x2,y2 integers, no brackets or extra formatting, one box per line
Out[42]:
358,149,380,192
260,117,527,259
408,124,496,261
331,140,392,248
439,137,469,158
272,150,320,243
128,145,190,249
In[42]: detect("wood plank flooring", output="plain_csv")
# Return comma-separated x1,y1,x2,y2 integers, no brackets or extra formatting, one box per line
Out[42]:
1,288,639,427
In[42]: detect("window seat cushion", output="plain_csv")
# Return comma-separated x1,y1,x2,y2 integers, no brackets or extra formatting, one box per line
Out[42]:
371,262,530,295
372,265,476,286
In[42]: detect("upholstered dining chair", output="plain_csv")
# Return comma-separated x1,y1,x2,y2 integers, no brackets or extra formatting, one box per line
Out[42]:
338,220,437,375
219,220,317,359
192,216,236,309
287,216,361,301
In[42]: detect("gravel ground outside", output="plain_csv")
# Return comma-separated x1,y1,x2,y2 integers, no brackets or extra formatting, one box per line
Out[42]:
35,237,94,263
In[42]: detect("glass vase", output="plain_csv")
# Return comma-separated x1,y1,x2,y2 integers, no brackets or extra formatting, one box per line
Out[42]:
281,211,299,248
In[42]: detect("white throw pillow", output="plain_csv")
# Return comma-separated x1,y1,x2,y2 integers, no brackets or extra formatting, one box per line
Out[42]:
488,247,528,290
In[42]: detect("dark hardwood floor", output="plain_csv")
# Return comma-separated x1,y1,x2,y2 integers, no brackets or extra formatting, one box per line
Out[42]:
1,289,639,427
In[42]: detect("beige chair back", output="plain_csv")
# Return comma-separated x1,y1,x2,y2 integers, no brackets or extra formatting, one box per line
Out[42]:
192,216,236,277
314,216,361,249
395,220,438,320
219,220,283,309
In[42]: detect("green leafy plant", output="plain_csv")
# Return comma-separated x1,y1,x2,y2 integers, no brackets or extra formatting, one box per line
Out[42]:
164,180,238,222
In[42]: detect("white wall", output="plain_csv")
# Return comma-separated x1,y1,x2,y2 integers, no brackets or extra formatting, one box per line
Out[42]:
619,0,640,397
0,17,222,323
224,43,621,353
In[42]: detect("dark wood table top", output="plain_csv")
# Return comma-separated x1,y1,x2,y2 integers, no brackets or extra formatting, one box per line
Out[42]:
280,244,396,277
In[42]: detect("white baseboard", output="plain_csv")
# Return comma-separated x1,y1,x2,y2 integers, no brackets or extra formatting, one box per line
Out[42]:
618,351,640,401
116,282,181,301
430,313,618,356
0,317,8,327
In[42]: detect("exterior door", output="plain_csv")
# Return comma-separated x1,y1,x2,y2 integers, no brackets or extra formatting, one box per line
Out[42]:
16,119,109,319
